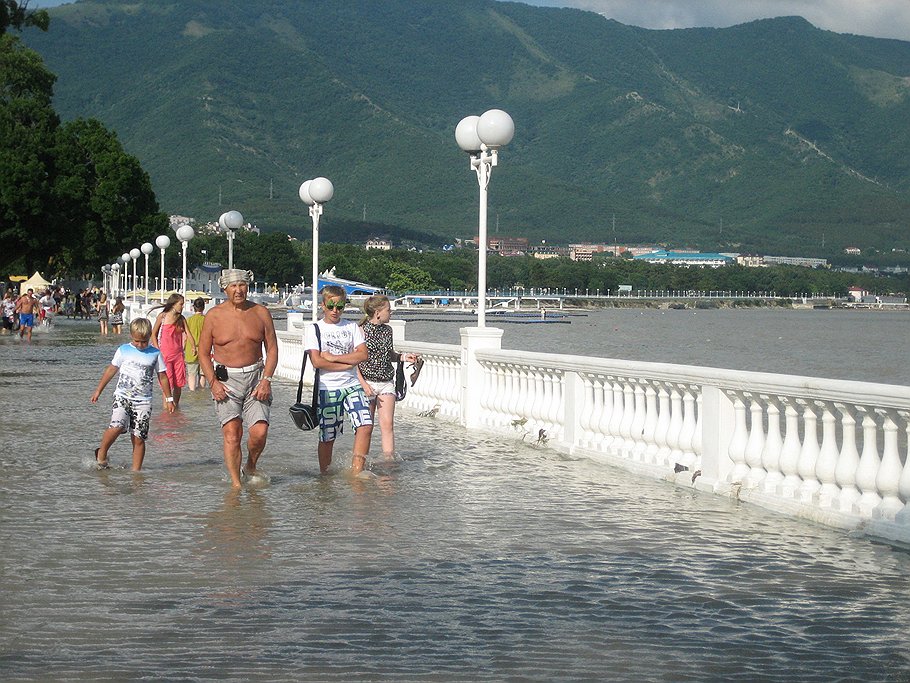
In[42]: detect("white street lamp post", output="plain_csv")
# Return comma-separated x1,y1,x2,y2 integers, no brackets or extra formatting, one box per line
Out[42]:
140,242,154,305
455,109,514,327
219,210,244,270
176,224,195,298
129,248,140,304
121,253,131,301
111,263,120,297
155,235,171,303
299,177,334,321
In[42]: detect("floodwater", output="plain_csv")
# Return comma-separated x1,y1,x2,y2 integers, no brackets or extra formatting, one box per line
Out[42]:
1,317,909,681
402,306,910,386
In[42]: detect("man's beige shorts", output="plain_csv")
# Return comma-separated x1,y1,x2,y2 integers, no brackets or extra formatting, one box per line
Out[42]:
214,364,271,426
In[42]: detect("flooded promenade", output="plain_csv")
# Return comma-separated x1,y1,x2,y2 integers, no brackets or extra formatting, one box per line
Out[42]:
1,319,909,681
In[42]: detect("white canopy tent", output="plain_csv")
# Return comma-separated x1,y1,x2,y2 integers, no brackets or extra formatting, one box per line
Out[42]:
18,271,52,294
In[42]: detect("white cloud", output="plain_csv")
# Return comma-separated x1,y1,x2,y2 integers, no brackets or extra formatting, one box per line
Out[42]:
523,0,910,42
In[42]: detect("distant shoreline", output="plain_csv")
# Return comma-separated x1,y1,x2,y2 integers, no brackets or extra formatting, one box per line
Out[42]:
390,298,909,314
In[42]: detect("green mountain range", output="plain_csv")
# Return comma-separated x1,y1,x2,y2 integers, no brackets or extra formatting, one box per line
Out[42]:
24,0,910,255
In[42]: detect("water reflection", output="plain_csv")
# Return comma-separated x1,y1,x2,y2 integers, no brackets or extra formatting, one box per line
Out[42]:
200,489,272,575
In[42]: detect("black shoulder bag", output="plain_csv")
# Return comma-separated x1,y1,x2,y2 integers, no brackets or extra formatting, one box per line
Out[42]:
289,324,321,430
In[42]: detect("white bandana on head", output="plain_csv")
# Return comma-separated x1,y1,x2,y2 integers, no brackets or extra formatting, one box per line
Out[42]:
219,269,254,290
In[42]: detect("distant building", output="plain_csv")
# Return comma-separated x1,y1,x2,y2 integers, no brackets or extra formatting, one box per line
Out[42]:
529,245,571,260
736,253,764,268
763,255,829,268
633,250,733,268
366,237,392,251
847,285,866,301
624,246,662,257
487,236,528,255
843,247,861,256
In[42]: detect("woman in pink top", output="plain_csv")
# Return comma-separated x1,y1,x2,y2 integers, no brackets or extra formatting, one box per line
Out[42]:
151,294,197,409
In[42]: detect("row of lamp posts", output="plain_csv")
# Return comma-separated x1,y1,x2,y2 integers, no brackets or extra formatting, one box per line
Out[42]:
104,225,195,305
98,108,512,327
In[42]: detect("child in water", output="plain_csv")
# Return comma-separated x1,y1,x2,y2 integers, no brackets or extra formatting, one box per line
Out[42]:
357,294,418,459
304,286,373,474
151,293,196,409
90,317,174,470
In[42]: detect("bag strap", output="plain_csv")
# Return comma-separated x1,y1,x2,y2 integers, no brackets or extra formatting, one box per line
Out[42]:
295,340,308,403
296,323,323,404
311,325,321,408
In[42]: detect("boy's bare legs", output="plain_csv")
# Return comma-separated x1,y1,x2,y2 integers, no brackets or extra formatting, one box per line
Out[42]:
244,420,268,475
130,435,146,471
351,425,373,474
318,440,334,473
96,427,121,467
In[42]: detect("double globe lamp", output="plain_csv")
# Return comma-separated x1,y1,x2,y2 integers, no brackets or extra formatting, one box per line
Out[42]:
455,109,514,328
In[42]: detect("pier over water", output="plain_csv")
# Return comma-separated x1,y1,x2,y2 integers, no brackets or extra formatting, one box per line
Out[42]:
2,320,909,680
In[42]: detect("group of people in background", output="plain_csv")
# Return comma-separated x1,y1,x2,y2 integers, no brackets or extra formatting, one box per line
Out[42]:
88,271,420,487
0,284,130,340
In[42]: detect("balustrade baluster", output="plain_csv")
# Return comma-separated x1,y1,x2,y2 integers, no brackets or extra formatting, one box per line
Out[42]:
449,357,462,417
665,387,685,470
778,401,803,497
597,378,615,451
727,393,749,482
895,412,910,524
815,402,840,508
677,386,697,470
607,380,625,455
579,375,598,449
618,382,636,457
515,367,532,427
855,410,882,518
875,411,904,520
692,393,703,471
654,384,671,464
493,363,508,426
743,394,766,488
507,364,523,424
796,401,821,502
530,368,546,433
761,397,783,493
477,362,492,426
427,357,441,415
630,381,648,460
551,370,564,441
834,403,861,514
642,382,660,464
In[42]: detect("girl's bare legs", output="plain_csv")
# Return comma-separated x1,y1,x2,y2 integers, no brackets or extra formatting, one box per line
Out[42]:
375,394,397,457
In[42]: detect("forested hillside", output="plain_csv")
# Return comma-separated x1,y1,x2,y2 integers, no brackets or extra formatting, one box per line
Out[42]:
24,0,910,256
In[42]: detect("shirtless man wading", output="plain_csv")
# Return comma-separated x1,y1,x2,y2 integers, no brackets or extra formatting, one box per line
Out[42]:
198,269,278,487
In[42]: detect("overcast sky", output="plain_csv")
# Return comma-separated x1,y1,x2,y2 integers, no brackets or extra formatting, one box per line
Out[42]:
29,0,910,43
523,0,910,42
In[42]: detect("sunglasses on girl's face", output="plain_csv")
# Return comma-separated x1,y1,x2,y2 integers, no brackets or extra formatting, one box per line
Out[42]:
324,301,345,310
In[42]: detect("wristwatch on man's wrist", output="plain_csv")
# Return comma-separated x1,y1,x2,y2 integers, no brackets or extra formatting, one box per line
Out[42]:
261,376,272,382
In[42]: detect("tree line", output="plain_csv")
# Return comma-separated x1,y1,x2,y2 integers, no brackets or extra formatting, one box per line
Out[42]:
185,230,906,297
0,2,167,278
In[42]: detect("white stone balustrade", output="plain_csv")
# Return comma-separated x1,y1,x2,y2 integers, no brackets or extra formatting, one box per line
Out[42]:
275,326,910,546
